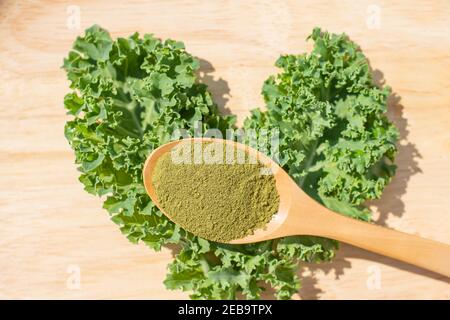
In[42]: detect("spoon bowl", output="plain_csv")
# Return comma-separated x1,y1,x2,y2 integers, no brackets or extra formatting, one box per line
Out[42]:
143,138,450,277
143,137,292,244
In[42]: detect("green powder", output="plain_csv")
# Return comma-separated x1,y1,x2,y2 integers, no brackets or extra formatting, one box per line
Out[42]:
152,141,280,242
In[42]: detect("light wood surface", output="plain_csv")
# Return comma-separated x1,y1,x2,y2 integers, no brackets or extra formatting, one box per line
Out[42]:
1,0,449,299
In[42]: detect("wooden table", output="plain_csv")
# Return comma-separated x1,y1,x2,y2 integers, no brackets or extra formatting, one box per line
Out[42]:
1,0,449,299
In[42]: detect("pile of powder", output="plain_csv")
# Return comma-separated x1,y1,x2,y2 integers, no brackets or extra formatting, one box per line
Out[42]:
152,141,280,242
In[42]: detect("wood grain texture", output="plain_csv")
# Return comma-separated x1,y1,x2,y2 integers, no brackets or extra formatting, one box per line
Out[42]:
0,0,449,299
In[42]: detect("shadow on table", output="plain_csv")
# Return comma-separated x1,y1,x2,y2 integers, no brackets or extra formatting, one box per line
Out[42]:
197,58,233,116
297,243,450,300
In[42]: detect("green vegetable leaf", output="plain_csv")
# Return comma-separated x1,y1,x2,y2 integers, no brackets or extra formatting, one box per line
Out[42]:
63,26,398,300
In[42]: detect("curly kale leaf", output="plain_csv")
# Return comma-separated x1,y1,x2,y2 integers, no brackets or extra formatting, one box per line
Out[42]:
244,27,398,221
63,26,397,299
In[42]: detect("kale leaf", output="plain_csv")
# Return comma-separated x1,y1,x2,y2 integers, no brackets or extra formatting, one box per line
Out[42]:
63,26,398,299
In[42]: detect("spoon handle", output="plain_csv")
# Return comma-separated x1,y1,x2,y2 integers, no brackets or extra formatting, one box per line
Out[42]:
306,209,450,277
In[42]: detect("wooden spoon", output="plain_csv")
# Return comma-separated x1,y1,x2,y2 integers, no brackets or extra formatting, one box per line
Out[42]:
143,138,450,277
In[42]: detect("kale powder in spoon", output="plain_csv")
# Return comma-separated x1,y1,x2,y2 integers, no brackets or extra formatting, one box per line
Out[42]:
152,141,280,242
